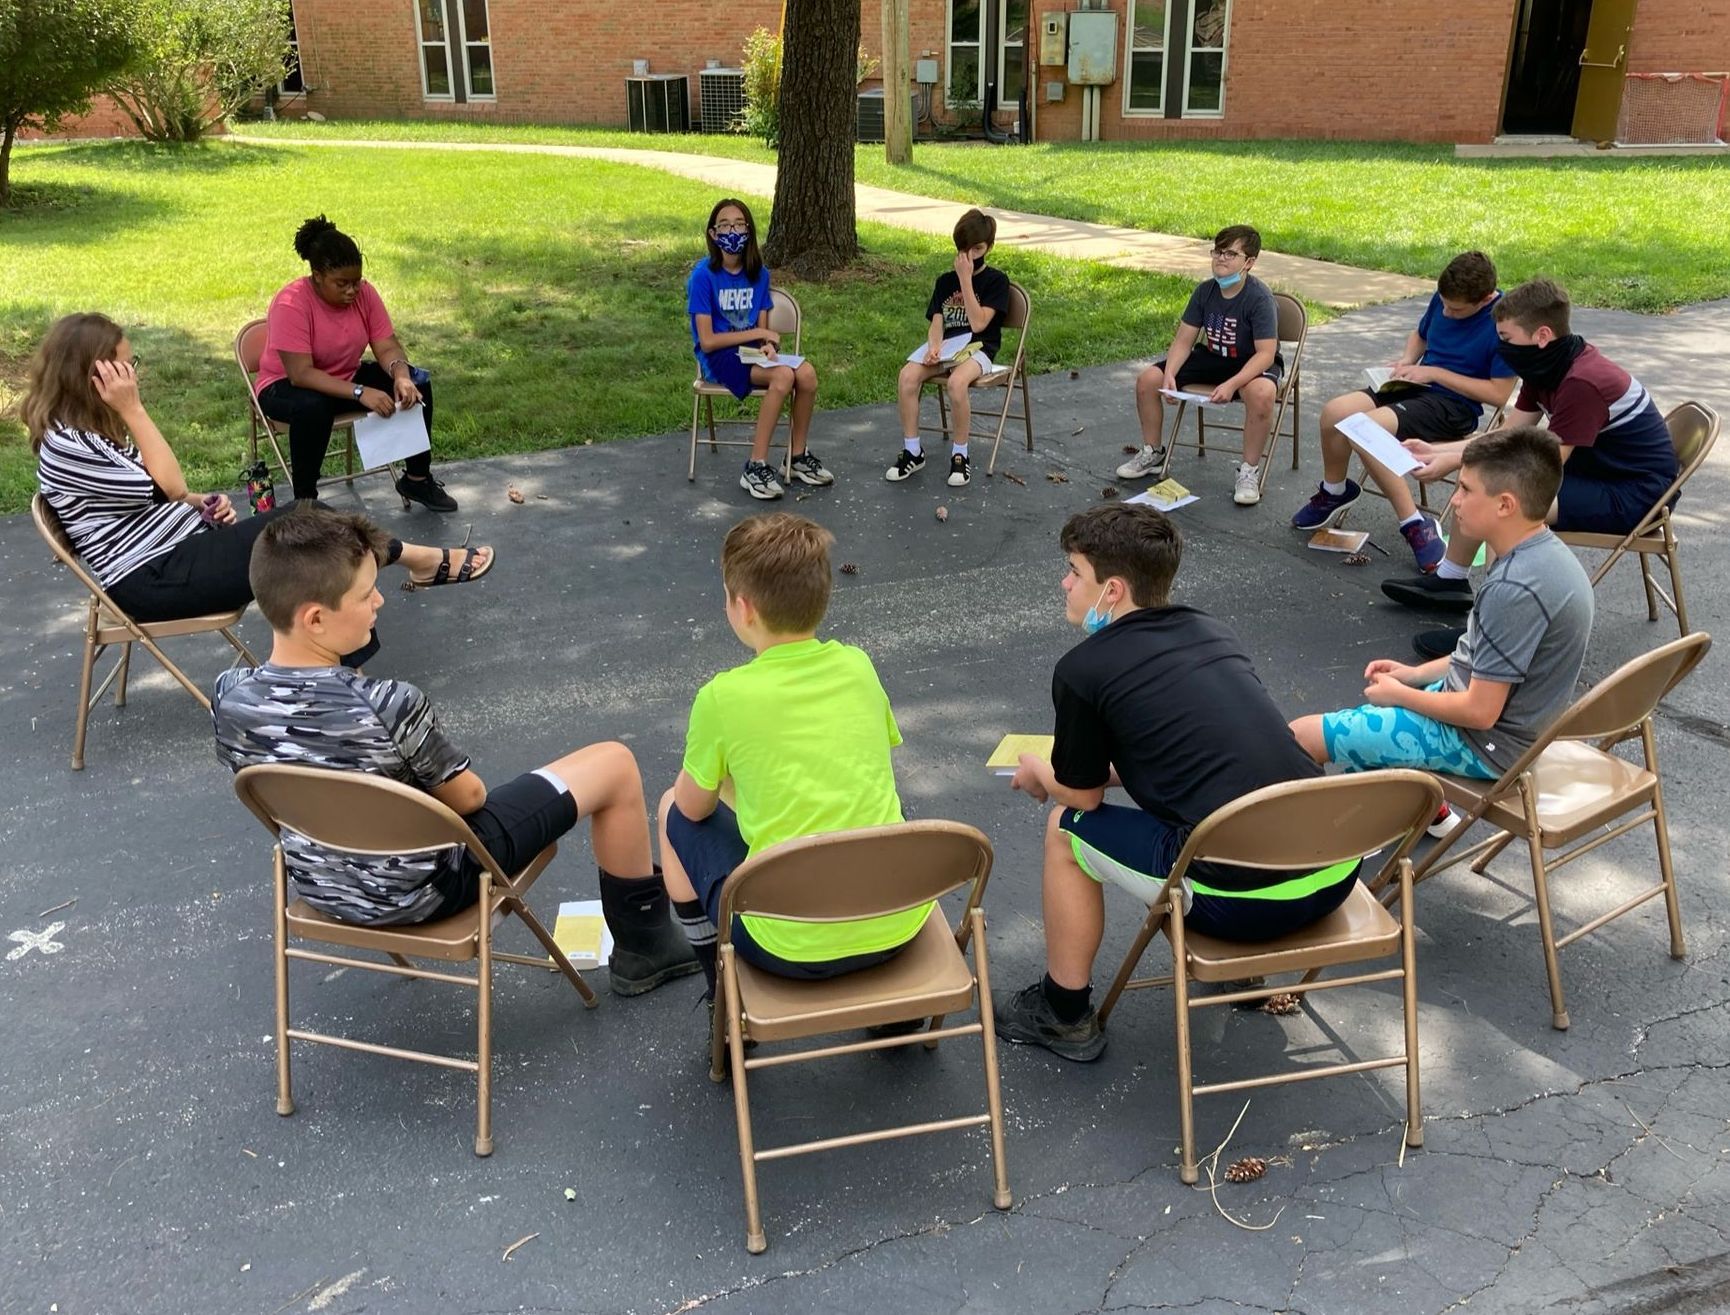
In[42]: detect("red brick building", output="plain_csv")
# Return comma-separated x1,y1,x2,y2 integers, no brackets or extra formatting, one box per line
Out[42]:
53,1,1730,145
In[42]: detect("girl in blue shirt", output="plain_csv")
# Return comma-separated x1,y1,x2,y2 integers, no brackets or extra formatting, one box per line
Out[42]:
687,198,829,500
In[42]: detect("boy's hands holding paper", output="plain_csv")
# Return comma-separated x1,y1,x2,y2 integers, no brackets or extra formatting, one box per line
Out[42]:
1010,753,1055,802
1401,438,1464,483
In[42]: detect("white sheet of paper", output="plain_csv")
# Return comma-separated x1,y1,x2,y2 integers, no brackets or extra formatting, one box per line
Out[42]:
352,403,431,469
739,349,806,370
1336,411,1422,477
907,333,977,365
1158,387,1224,407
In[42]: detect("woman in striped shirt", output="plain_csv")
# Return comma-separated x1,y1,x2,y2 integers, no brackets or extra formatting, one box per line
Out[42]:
28,314,494,667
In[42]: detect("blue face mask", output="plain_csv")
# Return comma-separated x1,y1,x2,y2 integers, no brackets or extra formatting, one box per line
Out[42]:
715,230,749,255
1083,586,1114,635
1215,270,1244,290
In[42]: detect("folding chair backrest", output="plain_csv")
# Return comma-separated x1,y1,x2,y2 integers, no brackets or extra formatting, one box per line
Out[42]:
1002,282,1031,334
234,319,269,379
234,763,497,876
1666,401,1720,481
719,821,991,927
1544,631,1712,744
32,493,110,603
765,290,801,357
1272,291,1306,349
1171,771,1441,881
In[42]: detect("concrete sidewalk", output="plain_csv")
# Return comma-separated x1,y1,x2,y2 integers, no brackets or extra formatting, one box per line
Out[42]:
224,134,1433,309
2,288,1727,1314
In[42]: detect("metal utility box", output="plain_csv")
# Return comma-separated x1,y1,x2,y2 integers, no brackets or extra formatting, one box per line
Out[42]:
697,68,744,134
915,57,940,84
626,74,689,132
857,88,921,141
1066,11,1117,85
1039,12,1068,66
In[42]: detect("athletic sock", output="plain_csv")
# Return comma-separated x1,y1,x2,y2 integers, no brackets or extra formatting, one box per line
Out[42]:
952,441,970,459
673,897,718,994
1437,559,1471,581
903,437,922,455
1041,973,1093,1025
1399,511,1424,528
1322,479,1348,496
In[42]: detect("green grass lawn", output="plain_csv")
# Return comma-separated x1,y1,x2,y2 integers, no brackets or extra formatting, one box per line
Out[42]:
0,139,1194,513
242,119,1730,312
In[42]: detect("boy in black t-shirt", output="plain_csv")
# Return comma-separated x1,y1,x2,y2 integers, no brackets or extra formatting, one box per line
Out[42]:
1118,224,1285,507
994,504,1358,1062
887,207,1014,490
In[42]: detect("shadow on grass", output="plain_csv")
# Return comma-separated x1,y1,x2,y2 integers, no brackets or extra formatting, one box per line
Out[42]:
0,175,174,245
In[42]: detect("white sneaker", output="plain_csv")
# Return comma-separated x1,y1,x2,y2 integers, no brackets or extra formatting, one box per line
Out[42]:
1427,805,1466,840
1232,462,1263,506
1116,444,1167,480
739,460,784,501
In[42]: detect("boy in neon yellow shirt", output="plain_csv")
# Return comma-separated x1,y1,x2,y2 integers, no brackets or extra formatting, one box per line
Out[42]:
656,513,923,994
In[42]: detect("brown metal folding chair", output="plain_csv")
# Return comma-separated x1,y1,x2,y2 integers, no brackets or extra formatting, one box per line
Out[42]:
706,820,1011,1253
688,288,801,482
1160,291,1307,494
918,280,1035,474
233,319,400,500
1096,770,1442,1184
1556,401,1719,637
1398,631,1712,1031
31,494,256,771
232,763,598,1157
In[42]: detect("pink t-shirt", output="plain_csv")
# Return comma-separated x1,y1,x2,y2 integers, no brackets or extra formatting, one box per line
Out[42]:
254,277,395,395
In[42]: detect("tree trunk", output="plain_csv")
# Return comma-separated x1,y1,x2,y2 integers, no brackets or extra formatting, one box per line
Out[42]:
0,122,15,207
763,0,860,280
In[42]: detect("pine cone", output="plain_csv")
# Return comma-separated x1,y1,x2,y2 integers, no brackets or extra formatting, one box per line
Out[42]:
1224,1156,1267,1183
1260,993,1301,1016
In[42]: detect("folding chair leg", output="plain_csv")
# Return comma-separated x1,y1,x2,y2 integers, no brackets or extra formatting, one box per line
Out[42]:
1170,906,1199,1185
1194,405,1206,458
1097,903,1167,1026
72,604,100,772
1399,862,1423,1148
720,947,767,1253
114,642,132,707
970,909,1013,1210
689,395,701,481
1645,721,1687,960
475,872,494,1157
1289,387,1302,470
509,898,598,1006
1638,553,1660,622
1021,374,1034,452
706,397,719,454
273,851,296,1117
1520,786,1569,1030
1665,526,1689,635
1470,831,1516,875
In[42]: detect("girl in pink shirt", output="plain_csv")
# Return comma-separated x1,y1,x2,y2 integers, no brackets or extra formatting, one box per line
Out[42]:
257,216,456,511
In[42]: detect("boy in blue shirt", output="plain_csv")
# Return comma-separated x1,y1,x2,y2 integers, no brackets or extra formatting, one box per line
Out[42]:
687,198,831,501
1290,251,1518,568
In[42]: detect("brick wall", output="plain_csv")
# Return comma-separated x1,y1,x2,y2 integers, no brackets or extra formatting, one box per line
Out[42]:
18,96,139,140
1627,0,1730,70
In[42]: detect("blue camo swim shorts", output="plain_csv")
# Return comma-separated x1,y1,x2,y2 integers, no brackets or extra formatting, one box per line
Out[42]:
1320,682,1498,779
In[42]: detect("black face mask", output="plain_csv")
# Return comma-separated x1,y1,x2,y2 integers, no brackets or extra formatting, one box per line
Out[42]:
1500,334,1585,391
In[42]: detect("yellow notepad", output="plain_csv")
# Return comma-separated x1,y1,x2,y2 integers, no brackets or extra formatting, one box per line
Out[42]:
986,733,1055,776
550,901,612,969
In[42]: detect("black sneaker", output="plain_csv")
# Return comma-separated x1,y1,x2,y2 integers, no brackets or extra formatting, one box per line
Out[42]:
396,474,458,512
993,981,1105,1062
885,448,926,482
1380,573,1474,613
788,451,834,486
1412,625,1466,661
947,453,972,488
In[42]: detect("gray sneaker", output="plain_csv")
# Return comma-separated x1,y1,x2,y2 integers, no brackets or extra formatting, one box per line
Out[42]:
1115,444,1168,480
789,451,834,486
993,981,1105,1062
739,460,784,501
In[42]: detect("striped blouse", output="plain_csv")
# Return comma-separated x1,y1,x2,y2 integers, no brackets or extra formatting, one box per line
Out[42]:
36,424,206,588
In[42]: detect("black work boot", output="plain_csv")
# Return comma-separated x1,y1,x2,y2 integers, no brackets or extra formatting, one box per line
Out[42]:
598,869,701,997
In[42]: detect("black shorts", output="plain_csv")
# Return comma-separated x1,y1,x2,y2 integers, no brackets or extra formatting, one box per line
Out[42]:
425,771,581,917
1359,386,1481,439
1161,350,1284,392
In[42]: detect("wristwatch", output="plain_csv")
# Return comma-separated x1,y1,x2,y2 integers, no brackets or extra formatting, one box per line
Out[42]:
352,383,364,401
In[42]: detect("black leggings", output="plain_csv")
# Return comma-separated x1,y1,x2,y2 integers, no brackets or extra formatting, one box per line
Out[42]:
258,362,434,501
104,504,402,668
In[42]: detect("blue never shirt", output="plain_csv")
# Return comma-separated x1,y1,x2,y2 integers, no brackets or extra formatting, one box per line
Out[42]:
686,259,770,363
1416,292,1514,407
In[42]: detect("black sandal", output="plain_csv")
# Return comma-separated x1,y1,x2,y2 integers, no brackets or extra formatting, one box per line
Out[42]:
403,527,496,590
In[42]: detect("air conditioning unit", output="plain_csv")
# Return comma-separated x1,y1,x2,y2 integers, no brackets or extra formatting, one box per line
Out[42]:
626,74,689,133
857,88,920,141
699,68,745,133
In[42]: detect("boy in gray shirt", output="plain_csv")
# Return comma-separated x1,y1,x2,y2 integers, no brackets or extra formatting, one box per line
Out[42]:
1289,427,1592,796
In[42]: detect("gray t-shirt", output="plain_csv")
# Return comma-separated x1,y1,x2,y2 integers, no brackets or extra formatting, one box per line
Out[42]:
1180,273,1284,370
213,664,472,925
1444,529,1593,771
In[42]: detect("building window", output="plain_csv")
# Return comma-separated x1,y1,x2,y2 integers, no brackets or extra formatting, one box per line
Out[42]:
414,0,495,102
279,3,304,94
1122,0,1168,116
949,0,1025,107
1183,0,1229,115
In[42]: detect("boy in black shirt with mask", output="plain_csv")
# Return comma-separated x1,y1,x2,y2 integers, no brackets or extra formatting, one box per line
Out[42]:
994,504,1358,1061
887,208,1014,490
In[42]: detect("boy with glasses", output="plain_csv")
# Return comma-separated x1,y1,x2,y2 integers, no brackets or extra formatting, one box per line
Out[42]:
1118,224,1285,506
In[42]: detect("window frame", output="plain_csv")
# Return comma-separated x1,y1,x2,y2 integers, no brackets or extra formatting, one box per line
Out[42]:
1180,0,1231,118
996,0,1027,105
455,0,496,103
1120,0,1173,119
946,0,983,107
413,0,457,102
